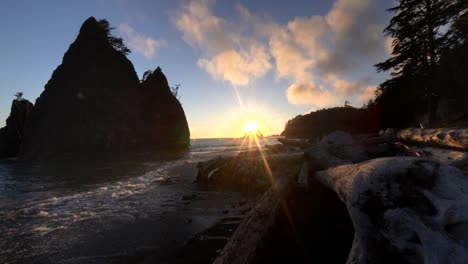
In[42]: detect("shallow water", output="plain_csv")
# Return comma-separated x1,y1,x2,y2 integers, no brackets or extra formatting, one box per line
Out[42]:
0,137,279,264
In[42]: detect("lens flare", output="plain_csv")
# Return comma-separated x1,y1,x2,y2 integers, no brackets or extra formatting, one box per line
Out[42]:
239,127,299,248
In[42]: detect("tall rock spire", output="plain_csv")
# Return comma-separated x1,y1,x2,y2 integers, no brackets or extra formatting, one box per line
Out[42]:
19,17,189,159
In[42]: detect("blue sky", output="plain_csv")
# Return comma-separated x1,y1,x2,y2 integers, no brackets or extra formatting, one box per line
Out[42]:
0,0,392,138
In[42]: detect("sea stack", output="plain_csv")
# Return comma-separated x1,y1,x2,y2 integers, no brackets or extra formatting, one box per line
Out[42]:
139,67,190,149
19,17,190,159
0,98,33,158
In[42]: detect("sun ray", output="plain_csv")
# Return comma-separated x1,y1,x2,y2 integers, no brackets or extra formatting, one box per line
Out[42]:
232,85,244,109
240,127,299,248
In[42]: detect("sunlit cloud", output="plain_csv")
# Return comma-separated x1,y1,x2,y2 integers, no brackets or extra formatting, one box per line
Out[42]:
174,0,390,107
118,23,162,59
328,76,372,97
356,86,377,105
385,36,394,55
174,0,272,86
286,82,339,107
265,0,389,107
197,44,271,86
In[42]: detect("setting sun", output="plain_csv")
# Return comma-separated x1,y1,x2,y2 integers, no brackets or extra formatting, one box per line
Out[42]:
243,121,259,133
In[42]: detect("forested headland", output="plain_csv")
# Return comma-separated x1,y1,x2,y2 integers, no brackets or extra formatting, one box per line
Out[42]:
282,0,468,139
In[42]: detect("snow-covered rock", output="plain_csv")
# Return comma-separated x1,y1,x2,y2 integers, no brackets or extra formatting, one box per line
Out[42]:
316,157,468,264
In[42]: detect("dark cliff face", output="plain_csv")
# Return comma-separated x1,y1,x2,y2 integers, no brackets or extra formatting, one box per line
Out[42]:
0,99,34,158
19,17,190,159
139,67,190,148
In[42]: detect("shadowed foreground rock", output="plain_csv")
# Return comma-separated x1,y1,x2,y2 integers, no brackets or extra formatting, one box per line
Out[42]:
196,152,304,191
0,99,33,158
317,157,468,264
210,129,468,263
19,17,189,159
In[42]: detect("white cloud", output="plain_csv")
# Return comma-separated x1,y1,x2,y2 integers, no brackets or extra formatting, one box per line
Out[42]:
174,0,390,107
286,82,339,107
385,36,394,55
197,44,271,86
174,0,271,86
326,0,374,34
174,0,229,54
268,26,314,82
118,23,162,59
328,76,372,97
357,86,377,105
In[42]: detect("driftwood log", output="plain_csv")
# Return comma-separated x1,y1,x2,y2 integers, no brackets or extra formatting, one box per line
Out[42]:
316,157,468,264
213,189,282,264
210,151,305,263
211,128,468,263
277,138,312,149
397,128,468,150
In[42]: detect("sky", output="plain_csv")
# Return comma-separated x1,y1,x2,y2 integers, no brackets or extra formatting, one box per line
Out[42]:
0,0,393,138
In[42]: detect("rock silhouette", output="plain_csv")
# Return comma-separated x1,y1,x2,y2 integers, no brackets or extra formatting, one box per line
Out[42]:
139,67,190,149
19,17,190,159
0,99,34,158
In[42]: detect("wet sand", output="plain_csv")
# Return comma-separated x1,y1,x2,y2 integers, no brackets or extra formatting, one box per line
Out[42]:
32,162,258,264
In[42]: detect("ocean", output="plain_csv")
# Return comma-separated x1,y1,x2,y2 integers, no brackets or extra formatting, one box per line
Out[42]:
0,137,280,264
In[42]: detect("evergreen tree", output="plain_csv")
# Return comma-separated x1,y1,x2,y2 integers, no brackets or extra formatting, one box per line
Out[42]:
447,0,468,45
375,0,461,124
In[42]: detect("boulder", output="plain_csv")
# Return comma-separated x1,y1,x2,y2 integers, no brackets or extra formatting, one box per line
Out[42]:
196,153,304,191
316,157,468,264
0,99,33,158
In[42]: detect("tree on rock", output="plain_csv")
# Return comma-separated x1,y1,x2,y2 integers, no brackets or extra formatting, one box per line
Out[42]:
98,19,131,55
14,92,23,101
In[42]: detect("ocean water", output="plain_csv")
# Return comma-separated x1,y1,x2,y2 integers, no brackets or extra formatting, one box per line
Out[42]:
0,137,279,264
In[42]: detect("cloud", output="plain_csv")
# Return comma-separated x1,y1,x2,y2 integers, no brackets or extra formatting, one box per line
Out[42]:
174,0,271,86
267,25,314,82
197,44,271,86
357,86,378,104
118,23,162,59
174,0,229,54
271,0,389,107
174,0,390,107
328,76,372,97
286,82,339,107
385,36,394,55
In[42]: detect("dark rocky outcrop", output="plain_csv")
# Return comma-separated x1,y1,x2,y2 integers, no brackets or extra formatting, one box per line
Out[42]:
0,99,34,158
19,17,189,159
139,67,190,149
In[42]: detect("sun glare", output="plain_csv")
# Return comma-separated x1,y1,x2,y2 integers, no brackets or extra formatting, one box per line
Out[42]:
243,121,259,133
